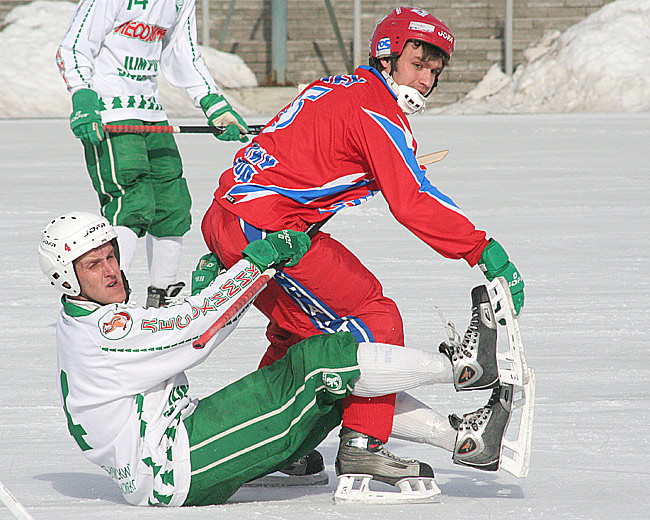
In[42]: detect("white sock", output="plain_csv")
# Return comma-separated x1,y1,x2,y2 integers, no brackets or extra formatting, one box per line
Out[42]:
146,234,183,289
352,342,453,397
114,226,138,275
391,392,457,452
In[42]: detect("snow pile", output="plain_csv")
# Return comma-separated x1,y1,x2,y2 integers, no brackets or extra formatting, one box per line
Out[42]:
2,0,649,116
435,0,650,114
0,1,257,118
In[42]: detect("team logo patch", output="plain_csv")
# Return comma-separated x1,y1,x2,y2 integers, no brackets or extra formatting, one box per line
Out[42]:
100,310,133,340
459,366,476,385
457,437,478,455
376,37,391,54
322,372,343,392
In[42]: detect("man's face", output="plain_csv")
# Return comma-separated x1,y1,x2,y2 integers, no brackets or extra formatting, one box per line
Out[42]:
381,42,444,95
74,242,126,305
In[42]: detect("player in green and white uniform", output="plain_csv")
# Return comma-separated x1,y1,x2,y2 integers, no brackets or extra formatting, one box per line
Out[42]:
56,0,250,306
39,212,514,506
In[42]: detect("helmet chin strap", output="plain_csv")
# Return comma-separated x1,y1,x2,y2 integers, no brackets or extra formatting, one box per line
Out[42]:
381,70,427,115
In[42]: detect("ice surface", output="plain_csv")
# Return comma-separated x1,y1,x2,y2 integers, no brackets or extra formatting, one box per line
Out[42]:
1,0,649,517
1,112,648,519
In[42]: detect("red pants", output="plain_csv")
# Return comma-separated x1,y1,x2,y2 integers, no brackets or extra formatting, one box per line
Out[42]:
202,201,404,442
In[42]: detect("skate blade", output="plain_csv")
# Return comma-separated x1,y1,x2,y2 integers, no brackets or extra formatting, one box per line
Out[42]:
244,470,329,487
501,369,536,478
487,277,530,387
334,474,441,504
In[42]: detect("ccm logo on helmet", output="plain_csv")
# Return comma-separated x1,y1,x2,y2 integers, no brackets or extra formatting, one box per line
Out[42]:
376,37,390,53
438,30,454,43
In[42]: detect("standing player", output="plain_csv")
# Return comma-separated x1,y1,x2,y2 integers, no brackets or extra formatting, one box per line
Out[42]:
39,211,516,505
56,0,250,307
201,6,526,484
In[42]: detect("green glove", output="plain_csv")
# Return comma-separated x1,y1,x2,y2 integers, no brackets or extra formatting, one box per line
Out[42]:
70,89,104,145
191,253,225,295
242,230,311,271
200,94,250,143
479,239,525,315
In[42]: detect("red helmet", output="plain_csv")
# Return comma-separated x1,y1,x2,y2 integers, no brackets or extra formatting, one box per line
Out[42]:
370,7,455,60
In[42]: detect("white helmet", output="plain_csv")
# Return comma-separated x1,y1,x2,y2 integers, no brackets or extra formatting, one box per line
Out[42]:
39,211,118,296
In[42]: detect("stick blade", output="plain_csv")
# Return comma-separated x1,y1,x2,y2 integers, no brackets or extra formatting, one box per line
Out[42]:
417,150,449,166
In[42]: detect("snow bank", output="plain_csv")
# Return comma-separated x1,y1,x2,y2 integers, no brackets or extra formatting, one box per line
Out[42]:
0,1,257,118
434,0,650,114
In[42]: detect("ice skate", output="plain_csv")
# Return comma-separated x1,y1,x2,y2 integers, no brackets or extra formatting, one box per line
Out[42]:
245,450,328,487
333,427,440,504
145,281,186,308
451,383,513,472
439,284,499,391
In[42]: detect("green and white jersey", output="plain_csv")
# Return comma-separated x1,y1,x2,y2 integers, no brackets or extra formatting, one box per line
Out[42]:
57,0,219,122
55,259,263,506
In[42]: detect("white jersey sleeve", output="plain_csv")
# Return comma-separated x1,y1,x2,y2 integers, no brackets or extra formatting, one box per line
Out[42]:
56,0,121,93
56,0,219,121
55,258,264,506
160,0,220,106
75,258,262,395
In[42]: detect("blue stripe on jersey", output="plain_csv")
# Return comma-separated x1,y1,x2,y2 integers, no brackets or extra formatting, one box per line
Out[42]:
240,219,265,241
227,176,374,206
240,219,375,343
358,65,398,101
274,271,375,343
362,108,464,213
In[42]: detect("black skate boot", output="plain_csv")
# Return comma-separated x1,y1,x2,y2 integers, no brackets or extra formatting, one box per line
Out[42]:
145,282,186,308
451,383,513,471
246,449,328,487
439,284,499,391
279,450,326,478
335,427,434,485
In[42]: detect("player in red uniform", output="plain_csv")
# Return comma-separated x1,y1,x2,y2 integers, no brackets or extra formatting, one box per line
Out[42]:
201,7,525,484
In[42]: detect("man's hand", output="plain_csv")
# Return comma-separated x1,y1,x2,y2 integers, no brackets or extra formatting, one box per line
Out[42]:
200,94,250,142
479,239,524,315
242,230,311,272
191,253,225,295
70,89,104,145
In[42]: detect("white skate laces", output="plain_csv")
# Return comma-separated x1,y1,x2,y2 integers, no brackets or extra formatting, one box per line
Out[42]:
437,279,536,479
439,285,499,391
451,384,513,472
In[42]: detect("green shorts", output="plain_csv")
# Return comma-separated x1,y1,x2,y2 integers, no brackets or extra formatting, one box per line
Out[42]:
82,119,191,238
183,331,361,506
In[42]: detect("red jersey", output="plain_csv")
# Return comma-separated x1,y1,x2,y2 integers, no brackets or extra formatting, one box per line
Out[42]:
214,66,487,265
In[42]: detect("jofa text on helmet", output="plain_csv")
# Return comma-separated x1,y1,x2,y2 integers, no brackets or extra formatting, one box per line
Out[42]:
438,30,454,44
83,222,107,237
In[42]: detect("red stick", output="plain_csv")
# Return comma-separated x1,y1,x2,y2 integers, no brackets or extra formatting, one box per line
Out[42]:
191,219,332,350
102,124,265,135
192,268,276,349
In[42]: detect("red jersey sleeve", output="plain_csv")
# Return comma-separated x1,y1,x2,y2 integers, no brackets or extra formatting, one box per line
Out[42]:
349,94,488,266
